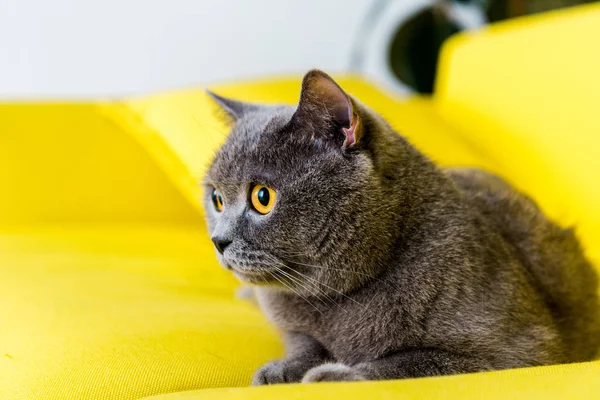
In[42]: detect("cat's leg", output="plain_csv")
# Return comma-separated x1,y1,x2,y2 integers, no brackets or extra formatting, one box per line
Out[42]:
252,331,331,385
302,348,492,383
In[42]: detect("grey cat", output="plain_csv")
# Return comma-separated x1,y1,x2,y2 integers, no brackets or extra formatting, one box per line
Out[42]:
203,69,599,384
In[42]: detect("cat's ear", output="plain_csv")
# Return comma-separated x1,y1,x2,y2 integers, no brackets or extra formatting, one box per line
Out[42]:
206,90,261,122
293,69,363,149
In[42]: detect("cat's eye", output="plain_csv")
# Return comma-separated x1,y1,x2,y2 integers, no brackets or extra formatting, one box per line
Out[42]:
250,185,276,215
211,188,224,212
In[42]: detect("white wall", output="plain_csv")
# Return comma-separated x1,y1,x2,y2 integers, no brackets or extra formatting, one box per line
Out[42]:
0,0,377,97
0,0,441,98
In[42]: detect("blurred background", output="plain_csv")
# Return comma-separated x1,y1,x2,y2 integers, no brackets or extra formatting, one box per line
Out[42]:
0,0,594,98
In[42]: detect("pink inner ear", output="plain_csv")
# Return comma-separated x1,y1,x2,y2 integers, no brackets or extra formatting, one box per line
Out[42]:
342,113,359,146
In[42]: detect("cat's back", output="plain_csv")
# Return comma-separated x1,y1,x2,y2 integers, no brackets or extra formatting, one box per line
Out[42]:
446,167,600,361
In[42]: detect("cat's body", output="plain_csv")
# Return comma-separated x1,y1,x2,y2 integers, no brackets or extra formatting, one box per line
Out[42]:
204,70,599,384
256,166,598,376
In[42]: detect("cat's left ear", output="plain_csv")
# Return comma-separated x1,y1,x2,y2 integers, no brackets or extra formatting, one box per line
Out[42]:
206,90,261,123
293,69,363,149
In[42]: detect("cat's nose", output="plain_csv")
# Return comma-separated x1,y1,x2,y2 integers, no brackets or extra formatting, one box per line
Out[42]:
212,238,232,255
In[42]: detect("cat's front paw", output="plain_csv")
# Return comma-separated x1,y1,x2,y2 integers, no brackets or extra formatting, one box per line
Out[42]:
252,359,310,385
301,363,366,383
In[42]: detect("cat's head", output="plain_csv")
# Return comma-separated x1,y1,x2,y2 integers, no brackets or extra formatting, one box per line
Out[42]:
203,70,410,295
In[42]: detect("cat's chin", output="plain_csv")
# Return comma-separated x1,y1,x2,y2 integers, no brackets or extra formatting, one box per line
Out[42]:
231,267,277,285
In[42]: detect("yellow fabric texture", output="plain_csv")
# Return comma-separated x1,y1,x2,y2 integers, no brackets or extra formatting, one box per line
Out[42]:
1,4,599,400
435,2,600,265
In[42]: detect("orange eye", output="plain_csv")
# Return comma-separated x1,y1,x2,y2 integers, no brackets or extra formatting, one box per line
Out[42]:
251,185,276,215
211,188,223,212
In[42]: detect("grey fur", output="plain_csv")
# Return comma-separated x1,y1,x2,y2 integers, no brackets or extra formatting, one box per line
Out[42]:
203,69,599,384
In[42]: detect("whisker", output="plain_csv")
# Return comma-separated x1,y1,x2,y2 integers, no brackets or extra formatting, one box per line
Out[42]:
276,267,321,298
276,249,310,257
263,254,333,306
277,255,402,293
290,268,366,309
267,270,324,316
265,252,400,309
278,267,343,310
283,259,376,278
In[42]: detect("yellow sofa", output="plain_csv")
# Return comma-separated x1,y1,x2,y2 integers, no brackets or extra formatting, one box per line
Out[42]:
1,4,599,399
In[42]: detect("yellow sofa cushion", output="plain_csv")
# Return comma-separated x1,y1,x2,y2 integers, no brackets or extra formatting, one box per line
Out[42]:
435,2,600,264
142,361,600,400
0,227,281,399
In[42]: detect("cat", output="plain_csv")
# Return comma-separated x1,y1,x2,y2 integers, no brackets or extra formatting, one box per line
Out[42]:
203,69,599,384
